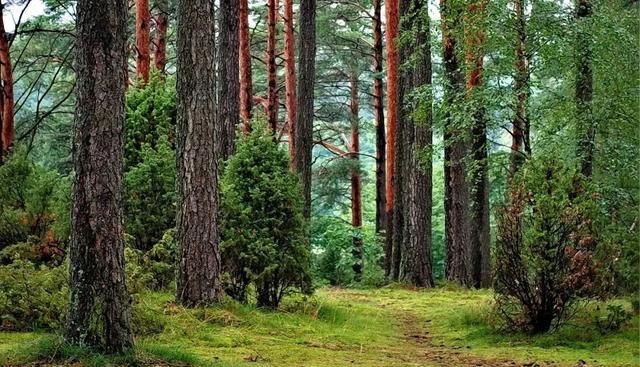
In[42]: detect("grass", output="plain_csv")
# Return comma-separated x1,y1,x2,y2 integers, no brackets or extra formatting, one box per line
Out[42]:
0,287,638,366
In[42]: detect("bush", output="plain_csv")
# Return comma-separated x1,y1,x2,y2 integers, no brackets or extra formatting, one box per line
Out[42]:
0,151,70,255
124,75,176,250
0,260,68,331
494,158,599,333
125,229,177,292
220,123,312,308
311,217,385,287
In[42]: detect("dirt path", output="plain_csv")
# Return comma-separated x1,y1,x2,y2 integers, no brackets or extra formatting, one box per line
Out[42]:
395,312,560,367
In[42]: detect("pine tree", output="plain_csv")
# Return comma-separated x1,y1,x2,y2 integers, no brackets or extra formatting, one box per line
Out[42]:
175,0,223,306
66,0,133,352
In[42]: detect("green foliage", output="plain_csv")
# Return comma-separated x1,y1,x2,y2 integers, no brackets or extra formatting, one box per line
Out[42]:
494,157,599,333
220,123,312,308
125,229,177,293
0,260,68,331
594,304,632,334
124,75,177,250
0,151,70,257
311,217,384,287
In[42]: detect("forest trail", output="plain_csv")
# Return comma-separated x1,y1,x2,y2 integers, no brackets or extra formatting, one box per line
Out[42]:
329,288,598,367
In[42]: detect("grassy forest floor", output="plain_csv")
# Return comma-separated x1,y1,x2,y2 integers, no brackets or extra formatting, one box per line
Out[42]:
0,287,638,367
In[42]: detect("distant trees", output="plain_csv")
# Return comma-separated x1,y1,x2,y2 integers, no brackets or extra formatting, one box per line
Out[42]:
217,0,240,161
575,0,594,178
175,0,222,306
135,0,151,84
0,3,14,158
239,0,253,132
153,0,169,73
66,0,133,352
441,0,472,287
384,0,399,279
294,0,316,219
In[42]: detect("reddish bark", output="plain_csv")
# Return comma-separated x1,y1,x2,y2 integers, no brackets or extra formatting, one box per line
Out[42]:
266,0,279,133
0,9,13,156
153,0,168,73
135,0,151,83
384,0,399,277
373,0,386,237
284,0,297,163
350,73,363,280
239,0,253,132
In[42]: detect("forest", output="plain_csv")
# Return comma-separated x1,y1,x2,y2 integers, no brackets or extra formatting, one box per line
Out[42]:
0,0,637,365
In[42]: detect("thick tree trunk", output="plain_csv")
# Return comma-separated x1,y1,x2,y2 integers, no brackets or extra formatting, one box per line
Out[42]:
373,0,386,236
153,0,168,73
398,0,434,288
239,0,253,132
441,0,472,287
510,0,529,178
266,0,279,133
294,0,316,220
66,0,133,353
350,73,363,281
284,0,297,163
0,9,14,157
175,0,223,306
465,0,491,288
135,0,151,83
384,0,399,279
575,0,594,177
217,0,240,161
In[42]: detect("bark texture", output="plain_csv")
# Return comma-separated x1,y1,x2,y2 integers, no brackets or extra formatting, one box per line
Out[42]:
441,0,472,287
0,7,13,157
66,0,133,352
239,0,253,132
349,73,363,281
398,0,434,287
575,0,594,177
175,0,223,306
384,0,400,279
510,0,529,178
135,0,151,83
217,0,240,161
373,0,386,236
284,0,297,162
294,0,316,219
266,0,279,133
465,0,491,288
153,0,168,73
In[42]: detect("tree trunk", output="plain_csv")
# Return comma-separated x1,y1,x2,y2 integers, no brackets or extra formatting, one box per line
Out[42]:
384,0,399,279
135,0,151,84
510,0,529,179
284,0,297,163
465,0,491,288
239,0,253,133
441,0,472,287
217,0,240,161
266,0,279,133
0,8,14,157
294,0,316,220
373,0,386,236
575,0,594,177
153,0,169,73
398,0,434,288
66,0,133,353
175,0,223,306
350,72,363,281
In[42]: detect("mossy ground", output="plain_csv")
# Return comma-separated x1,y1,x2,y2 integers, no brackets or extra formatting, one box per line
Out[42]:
1,287,637,367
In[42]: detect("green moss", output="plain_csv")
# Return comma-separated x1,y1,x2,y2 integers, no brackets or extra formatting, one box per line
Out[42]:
1,288,638,367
